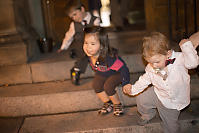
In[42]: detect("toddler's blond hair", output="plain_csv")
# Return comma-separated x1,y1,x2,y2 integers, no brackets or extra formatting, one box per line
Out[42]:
143,32,170,60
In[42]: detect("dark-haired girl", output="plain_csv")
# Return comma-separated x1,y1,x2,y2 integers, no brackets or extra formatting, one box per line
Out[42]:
83,27,131,116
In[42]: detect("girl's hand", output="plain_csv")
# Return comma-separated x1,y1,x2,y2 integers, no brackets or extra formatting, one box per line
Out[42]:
189,31,199,49
122,84,132,95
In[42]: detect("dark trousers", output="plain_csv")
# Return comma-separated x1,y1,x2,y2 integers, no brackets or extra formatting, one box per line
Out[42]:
73,55,89,73
92,72,122,96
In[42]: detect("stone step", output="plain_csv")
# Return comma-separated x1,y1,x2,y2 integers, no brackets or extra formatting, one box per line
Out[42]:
0,53,146,86
19,100,199,133
0,73,198,117
0,36,27,66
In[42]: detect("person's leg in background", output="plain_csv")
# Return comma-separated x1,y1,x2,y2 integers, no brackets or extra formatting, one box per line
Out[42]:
120,0,129,26
88,0,101,17
71,56,89,85
110,0,123,31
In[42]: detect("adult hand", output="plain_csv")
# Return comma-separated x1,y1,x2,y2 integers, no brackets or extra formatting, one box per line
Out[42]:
57,49,62,53
189,31,199,49
179,39,189,47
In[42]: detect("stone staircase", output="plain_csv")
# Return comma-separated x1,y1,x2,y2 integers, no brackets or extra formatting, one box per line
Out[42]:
0,73,199,117
0,30,198,118
0,30,199,133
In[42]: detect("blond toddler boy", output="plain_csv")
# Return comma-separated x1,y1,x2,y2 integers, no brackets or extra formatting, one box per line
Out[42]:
123,32,199,133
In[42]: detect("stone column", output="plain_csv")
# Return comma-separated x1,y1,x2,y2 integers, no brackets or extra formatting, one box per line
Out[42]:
0,0,27,66
0,0,18,35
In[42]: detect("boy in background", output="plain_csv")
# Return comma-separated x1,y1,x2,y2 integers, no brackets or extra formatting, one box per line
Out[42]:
58,0,100,85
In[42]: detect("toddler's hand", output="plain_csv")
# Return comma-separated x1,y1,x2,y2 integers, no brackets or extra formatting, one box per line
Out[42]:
122,84,132,95
179,39,189,47
189,31,199,49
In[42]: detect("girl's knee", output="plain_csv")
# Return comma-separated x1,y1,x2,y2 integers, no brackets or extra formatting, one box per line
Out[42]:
105,88,116,96
104,84,116,96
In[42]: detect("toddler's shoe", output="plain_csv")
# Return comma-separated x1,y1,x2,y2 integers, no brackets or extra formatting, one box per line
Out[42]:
113,103,124,116
98,102,113,115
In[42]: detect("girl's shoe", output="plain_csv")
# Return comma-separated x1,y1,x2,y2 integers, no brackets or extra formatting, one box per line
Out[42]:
113,104,124,116
98,102,113,115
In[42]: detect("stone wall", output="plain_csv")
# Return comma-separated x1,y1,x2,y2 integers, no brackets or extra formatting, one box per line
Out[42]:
0,0,42,65
0,0,27,66
0,0,17,35
13,0,40,61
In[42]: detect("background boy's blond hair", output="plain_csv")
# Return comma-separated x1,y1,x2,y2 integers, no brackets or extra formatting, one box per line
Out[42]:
143,32,170,59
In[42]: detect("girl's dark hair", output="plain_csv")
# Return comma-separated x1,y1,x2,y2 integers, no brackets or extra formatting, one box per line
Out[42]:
84,26,118,62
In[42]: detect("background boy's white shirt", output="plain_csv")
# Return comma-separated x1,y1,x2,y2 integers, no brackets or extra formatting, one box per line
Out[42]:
60,12,100,50
61,22,75,50
131,41,199,110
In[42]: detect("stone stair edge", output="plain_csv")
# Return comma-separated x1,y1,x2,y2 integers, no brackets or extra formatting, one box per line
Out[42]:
19,100,199,133
0,78,93,97
0,73,143,97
